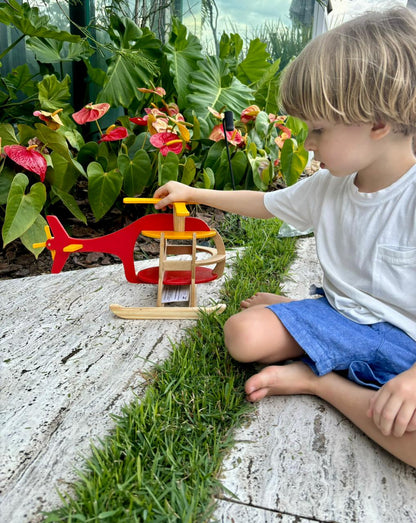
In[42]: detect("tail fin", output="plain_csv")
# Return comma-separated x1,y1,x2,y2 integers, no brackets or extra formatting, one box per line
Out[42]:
46,216,72,274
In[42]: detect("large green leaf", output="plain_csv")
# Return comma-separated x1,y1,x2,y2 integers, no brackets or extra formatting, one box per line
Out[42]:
2,173,46,245
50,186,87,224
237,39,271,85
181,157,196,186
0,123,18,146
0,166,14,205
34,123,72,161
163,19,204,108
96,18,161,108
254,59,281,115
158,152,180,186
187,57,254,122
37,74,72,114
214,148,248,190
21,214,48,257
0,1,80,42
97,50,152,107
47,152,80,192
219,33,244,74
4,64,35,97
280,139,309,186
87,162,123,221
118,150,152,197
27,37,93,64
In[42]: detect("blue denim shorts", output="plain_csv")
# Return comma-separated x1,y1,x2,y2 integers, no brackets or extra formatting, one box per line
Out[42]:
267,297,416,390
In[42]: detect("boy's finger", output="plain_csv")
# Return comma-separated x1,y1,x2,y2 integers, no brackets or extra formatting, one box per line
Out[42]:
392,403,415,437
376,396,403,436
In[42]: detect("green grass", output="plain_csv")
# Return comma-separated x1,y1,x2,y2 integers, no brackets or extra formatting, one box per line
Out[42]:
44,216,297,523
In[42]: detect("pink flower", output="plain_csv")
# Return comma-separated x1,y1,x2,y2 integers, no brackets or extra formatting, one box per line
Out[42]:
269,114,287,123
240,105,261,123
150,132,183,156
143,108,169,134
72,103,110,124
98,125,128,143
138,86,166,97
129,115,148,126
33,108,64,130
208,106,224,120
275,124,292,148
209,124,244,146
165,102,180,116
4,144,47,181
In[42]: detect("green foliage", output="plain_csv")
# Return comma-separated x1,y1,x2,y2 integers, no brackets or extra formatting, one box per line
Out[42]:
0,9,310,256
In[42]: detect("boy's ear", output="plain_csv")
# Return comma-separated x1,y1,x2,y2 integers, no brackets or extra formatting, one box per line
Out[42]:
371,121,391,139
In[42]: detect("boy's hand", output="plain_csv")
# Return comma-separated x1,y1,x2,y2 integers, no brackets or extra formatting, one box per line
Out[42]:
367,364,416,437
153,181,196,211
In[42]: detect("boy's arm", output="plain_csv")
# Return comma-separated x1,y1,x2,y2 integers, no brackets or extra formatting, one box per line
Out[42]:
367,362,416,437
153,181,274,219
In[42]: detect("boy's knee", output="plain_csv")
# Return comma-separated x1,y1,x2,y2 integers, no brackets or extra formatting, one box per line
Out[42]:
224,313,257,363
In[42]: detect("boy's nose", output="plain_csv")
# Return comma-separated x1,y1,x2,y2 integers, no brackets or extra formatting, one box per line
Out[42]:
304,135,315,151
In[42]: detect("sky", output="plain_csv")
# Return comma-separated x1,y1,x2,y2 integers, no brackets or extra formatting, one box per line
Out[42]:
182,0,292,49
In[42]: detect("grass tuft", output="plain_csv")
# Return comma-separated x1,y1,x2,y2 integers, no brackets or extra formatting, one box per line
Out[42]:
44,216,297,523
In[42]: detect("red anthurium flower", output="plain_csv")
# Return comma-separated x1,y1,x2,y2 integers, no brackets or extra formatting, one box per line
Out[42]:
98,125,128,143
33,108,64,130
166,102,180,116
208,106,224,120
275,123,292,148
150,132,183,156
269,114,287,123
129,115,148,125
241,105,261,123
138,86,166,97
276,123,292,136
4,144,47,181
72,102,110,124
209,124,244,146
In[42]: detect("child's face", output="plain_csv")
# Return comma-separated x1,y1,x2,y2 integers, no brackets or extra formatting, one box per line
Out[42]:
304,120,375,177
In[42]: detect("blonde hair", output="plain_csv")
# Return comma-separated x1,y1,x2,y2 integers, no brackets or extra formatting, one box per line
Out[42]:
279,7,416,135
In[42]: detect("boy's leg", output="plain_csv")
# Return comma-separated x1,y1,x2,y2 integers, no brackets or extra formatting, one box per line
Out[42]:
240,292,292,308
223,304,304,364
245,362,416,468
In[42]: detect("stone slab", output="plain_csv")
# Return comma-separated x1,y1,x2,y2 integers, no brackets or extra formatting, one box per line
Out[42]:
213,237,416,523
0,255,231,523
213,499,315,522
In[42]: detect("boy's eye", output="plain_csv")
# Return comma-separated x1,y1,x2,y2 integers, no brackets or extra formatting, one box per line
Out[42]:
311,128,322,134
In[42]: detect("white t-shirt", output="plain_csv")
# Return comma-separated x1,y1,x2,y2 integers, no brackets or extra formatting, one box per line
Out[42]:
264,166,416,341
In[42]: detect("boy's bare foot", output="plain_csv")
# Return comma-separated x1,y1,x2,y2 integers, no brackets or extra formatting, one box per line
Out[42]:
245,361,317,403
240,292,293,309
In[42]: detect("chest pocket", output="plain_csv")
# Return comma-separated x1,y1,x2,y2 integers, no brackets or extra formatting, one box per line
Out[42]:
374,245,416,313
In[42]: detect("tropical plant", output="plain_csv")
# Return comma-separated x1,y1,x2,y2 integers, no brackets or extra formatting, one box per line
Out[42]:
0,7,309,259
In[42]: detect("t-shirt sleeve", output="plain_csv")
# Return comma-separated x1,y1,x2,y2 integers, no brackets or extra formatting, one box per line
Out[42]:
264,170,327,231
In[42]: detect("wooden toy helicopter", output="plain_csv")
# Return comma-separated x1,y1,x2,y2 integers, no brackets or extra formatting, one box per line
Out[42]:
33,198,227,319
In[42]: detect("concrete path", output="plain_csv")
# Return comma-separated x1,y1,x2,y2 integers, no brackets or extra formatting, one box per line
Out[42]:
213,239,416,523
1,239,416,522
0,254,231,522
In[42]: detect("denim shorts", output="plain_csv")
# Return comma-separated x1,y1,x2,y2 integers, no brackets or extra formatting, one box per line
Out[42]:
267,296,416,390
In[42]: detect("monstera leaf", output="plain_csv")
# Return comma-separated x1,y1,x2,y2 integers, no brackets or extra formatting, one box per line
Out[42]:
254,59,282,115
96,17,161,108
187,56,254,123
236,39,272,85
27,37,93,64
163,19,204,108
37,74,73,116
0,1,80,42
